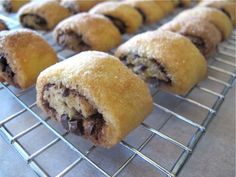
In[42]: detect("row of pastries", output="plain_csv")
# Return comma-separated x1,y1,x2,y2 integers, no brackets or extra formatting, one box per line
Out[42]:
0,0,235,148
2,0,192,53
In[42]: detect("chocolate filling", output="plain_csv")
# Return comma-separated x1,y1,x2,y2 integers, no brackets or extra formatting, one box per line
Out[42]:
135,8,146,23
0,19,9,30
105,15,126,34
2,1,12,12
178,0,184,7
57,30,90,51
42,84,105,143
184,35,206,55
20,14,48,30
120,54,172,85
220,8,231,20
0,54,17,86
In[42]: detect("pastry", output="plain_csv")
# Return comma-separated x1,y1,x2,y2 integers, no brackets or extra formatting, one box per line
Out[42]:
0,20,8,31
160,17,222,57
115,30,207,95
175,7,233,39
198,0,236,26
2,0,30,13
0,29,57,89
18,0,71,31
89,2,142,34
53,13,121,52
122,0,164,24
154,0,174,15
60,0,104,14
36,51,153,148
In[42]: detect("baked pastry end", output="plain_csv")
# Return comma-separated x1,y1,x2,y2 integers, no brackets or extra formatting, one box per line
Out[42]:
37,51,153,147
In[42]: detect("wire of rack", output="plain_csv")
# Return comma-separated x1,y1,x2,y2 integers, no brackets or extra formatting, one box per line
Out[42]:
0,9,235,177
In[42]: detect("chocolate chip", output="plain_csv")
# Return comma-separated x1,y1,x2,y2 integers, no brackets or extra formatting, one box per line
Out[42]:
57,30,90,51
60,114,69,130
68,120,78,131
84,120,95,135
0,54,15,78
84,113,104,140
140,65,148,71
105,15,126,34
178,0,184,7
62,88,70,97
69,119,84,135
185,35,205,55
120,55,127,61
20,14,48,30
127,63,135,68
43,83,55,91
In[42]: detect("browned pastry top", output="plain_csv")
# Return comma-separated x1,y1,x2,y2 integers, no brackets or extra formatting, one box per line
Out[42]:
60,0,104,13
175,7,233,39
160,17,222,57
2,0,30,12
198,0,236,26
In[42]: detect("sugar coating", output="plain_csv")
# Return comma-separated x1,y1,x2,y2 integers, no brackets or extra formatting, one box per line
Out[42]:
115,30,207,95
36,51,153,148
174,7,233,39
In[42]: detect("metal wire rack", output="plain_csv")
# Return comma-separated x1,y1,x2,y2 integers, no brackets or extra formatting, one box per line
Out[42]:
0,7,235,177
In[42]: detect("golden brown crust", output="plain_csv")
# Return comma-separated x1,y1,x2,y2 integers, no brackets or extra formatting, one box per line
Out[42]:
60,0,104,13
160,17,222,58
2,0,30,13
53,13,121,52
18,0,71,30
36,51,153,148
154,0,174,15
198,0,236,26
115,30,207,95
175,7,233,39
0,20,8,31
89,1,142,34
122,0,165,24
0,29,57,89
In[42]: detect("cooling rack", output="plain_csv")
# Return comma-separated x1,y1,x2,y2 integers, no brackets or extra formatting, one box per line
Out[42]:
0,7,235,177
